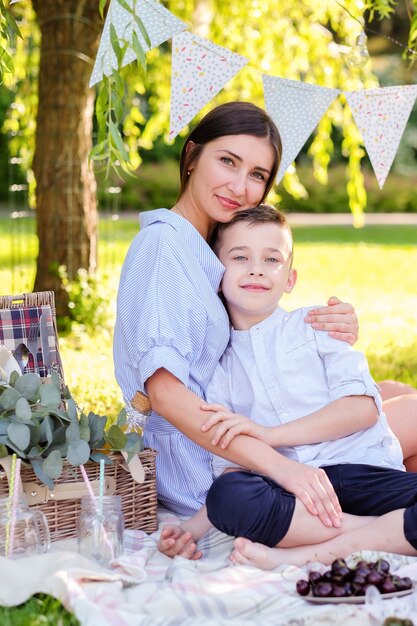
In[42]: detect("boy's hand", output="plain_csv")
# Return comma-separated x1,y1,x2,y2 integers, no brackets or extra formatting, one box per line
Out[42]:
201,404,268,448
304,296,358,345
157,525,203,560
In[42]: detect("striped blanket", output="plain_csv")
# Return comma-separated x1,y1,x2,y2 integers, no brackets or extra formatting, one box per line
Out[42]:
1,507,417,625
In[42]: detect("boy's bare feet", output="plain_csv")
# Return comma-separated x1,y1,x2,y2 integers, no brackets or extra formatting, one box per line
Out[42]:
157,524,203,560
230,537,284,570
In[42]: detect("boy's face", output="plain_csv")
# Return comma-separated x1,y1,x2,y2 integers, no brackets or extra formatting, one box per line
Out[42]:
217,221,297,330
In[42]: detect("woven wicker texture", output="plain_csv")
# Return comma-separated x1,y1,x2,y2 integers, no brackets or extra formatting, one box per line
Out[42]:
0,451,158,542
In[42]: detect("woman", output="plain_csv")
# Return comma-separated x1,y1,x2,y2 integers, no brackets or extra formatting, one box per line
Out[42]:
113,101,394,530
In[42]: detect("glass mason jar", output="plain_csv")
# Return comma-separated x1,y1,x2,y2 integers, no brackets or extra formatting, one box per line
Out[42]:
77,495,124,566
0,496,51,558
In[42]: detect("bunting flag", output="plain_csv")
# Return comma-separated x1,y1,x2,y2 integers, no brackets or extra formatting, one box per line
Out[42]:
169,31,248,139
262,76,341,182
344,85,417,188
89,0,187,87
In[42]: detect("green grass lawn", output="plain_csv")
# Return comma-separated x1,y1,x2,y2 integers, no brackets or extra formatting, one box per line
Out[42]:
0,215,416,622
1,216,417,417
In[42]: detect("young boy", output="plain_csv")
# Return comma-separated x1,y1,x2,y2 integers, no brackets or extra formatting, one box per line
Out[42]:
158,204,417,567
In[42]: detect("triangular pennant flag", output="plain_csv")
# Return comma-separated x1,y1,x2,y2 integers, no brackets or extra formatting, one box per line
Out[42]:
262,75,340,182
169,31,248,139
344,85,417,188
90,0,187,87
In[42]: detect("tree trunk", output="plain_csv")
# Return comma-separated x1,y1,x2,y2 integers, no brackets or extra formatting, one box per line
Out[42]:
31,0,102,316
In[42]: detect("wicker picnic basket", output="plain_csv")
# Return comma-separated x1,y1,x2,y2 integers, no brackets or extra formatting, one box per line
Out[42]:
0,450,158,541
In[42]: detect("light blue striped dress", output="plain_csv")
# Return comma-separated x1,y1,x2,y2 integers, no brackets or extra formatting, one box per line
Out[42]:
113,209,230,515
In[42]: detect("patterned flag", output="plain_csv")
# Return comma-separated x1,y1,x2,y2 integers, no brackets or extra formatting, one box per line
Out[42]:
169,31,248,139
90,0,187,87
262,75,340,182
345,85,417,188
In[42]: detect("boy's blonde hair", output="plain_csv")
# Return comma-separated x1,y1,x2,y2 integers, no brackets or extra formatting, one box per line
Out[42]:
210,204,293,262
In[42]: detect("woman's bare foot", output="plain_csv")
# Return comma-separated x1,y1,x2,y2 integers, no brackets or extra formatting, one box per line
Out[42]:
230,537,286,570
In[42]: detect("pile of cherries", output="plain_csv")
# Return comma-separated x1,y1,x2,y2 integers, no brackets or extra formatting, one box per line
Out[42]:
296,558,413,599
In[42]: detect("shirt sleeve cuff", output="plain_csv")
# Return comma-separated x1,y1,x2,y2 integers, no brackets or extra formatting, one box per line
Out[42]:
329,377,383,414
138,345,191,389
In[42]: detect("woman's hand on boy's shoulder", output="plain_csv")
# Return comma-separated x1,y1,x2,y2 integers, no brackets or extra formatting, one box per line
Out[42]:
201,403,269,448
304,296,359,345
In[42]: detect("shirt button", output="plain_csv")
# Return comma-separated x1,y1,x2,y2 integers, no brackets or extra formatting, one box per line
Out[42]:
281,412,289,421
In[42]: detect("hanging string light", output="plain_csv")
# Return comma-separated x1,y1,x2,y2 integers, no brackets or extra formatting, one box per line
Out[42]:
347,30,370,68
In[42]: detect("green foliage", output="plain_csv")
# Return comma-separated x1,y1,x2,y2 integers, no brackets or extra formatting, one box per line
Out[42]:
0,371,143,489
58,266,110,333
0,0,22,85
0,593,80,625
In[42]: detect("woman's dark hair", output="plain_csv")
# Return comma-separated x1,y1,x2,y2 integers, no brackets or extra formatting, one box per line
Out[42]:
178,102,282,201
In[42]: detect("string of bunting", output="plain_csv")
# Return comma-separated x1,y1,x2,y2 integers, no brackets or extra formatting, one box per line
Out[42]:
89,0,417,189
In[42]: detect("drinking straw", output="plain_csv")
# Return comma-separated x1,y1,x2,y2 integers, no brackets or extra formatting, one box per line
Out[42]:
7,457,21,558
98,459,105,517
79,463,114,560
79,464,96,502
4,454,17,557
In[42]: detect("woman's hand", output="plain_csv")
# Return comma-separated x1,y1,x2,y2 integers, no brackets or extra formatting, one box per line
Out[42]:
279,459,342,528
201,403,269,448
304,296,359,345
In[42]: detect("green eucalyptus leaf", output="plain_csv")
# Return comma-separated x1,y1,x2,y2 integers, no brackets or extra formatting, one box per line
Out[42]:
117,407,127,428
66,398,78,422
42,450,63,480
65,420,80,445
0,387,21,410
15,397,32,421
27,446,42,460
104,425,127,451
79,412,90,442
0,444,8,458
39,415,53,446
0,422,8,436
39,383,61,407
8,422,31,451
125,431,144,453
31,459,54,490
88,412,107,443
51,425,67,446
67,440,90,466
14,373,40,400
9,370,20,386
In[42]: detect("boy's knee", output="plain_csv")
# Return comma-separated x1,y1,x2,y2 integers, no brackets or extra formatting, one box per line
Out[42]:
206,471,295,547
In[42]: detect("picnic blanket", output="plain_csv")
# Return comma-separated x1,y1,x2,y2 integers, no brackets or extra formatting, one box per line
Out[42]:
1,507,417,625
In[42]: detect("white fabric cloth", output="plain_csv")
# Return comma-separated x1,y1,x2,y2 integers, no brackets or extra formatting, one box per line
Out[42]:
113,209,230,515
207,306,404,476
1,509,417,626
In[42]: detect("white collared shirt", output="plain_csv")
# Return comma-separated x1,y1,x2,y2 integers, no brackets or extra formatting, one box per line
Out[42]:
207,306,404,477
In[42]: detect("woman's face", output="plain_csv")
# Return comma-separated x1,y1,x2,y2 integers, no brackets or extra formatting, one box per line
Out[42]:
179,134,275,237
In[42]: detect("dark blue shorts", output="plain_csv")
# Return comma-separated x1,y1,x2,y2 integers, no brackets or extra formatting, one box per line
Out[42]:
205,465,417,549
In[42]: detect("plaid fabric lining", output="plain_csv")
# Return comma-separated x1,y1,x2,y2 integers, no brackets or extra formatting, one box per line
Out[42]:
0,305,59,377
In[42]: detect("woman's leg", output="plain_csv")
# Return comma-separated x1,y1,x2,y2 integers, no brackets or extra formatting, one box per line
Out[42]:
379,380,416,401
384,394,417,471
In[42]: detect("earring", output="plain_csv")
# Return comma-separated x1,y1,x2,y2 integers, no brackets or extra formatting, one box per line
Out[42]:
187,170,191,176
